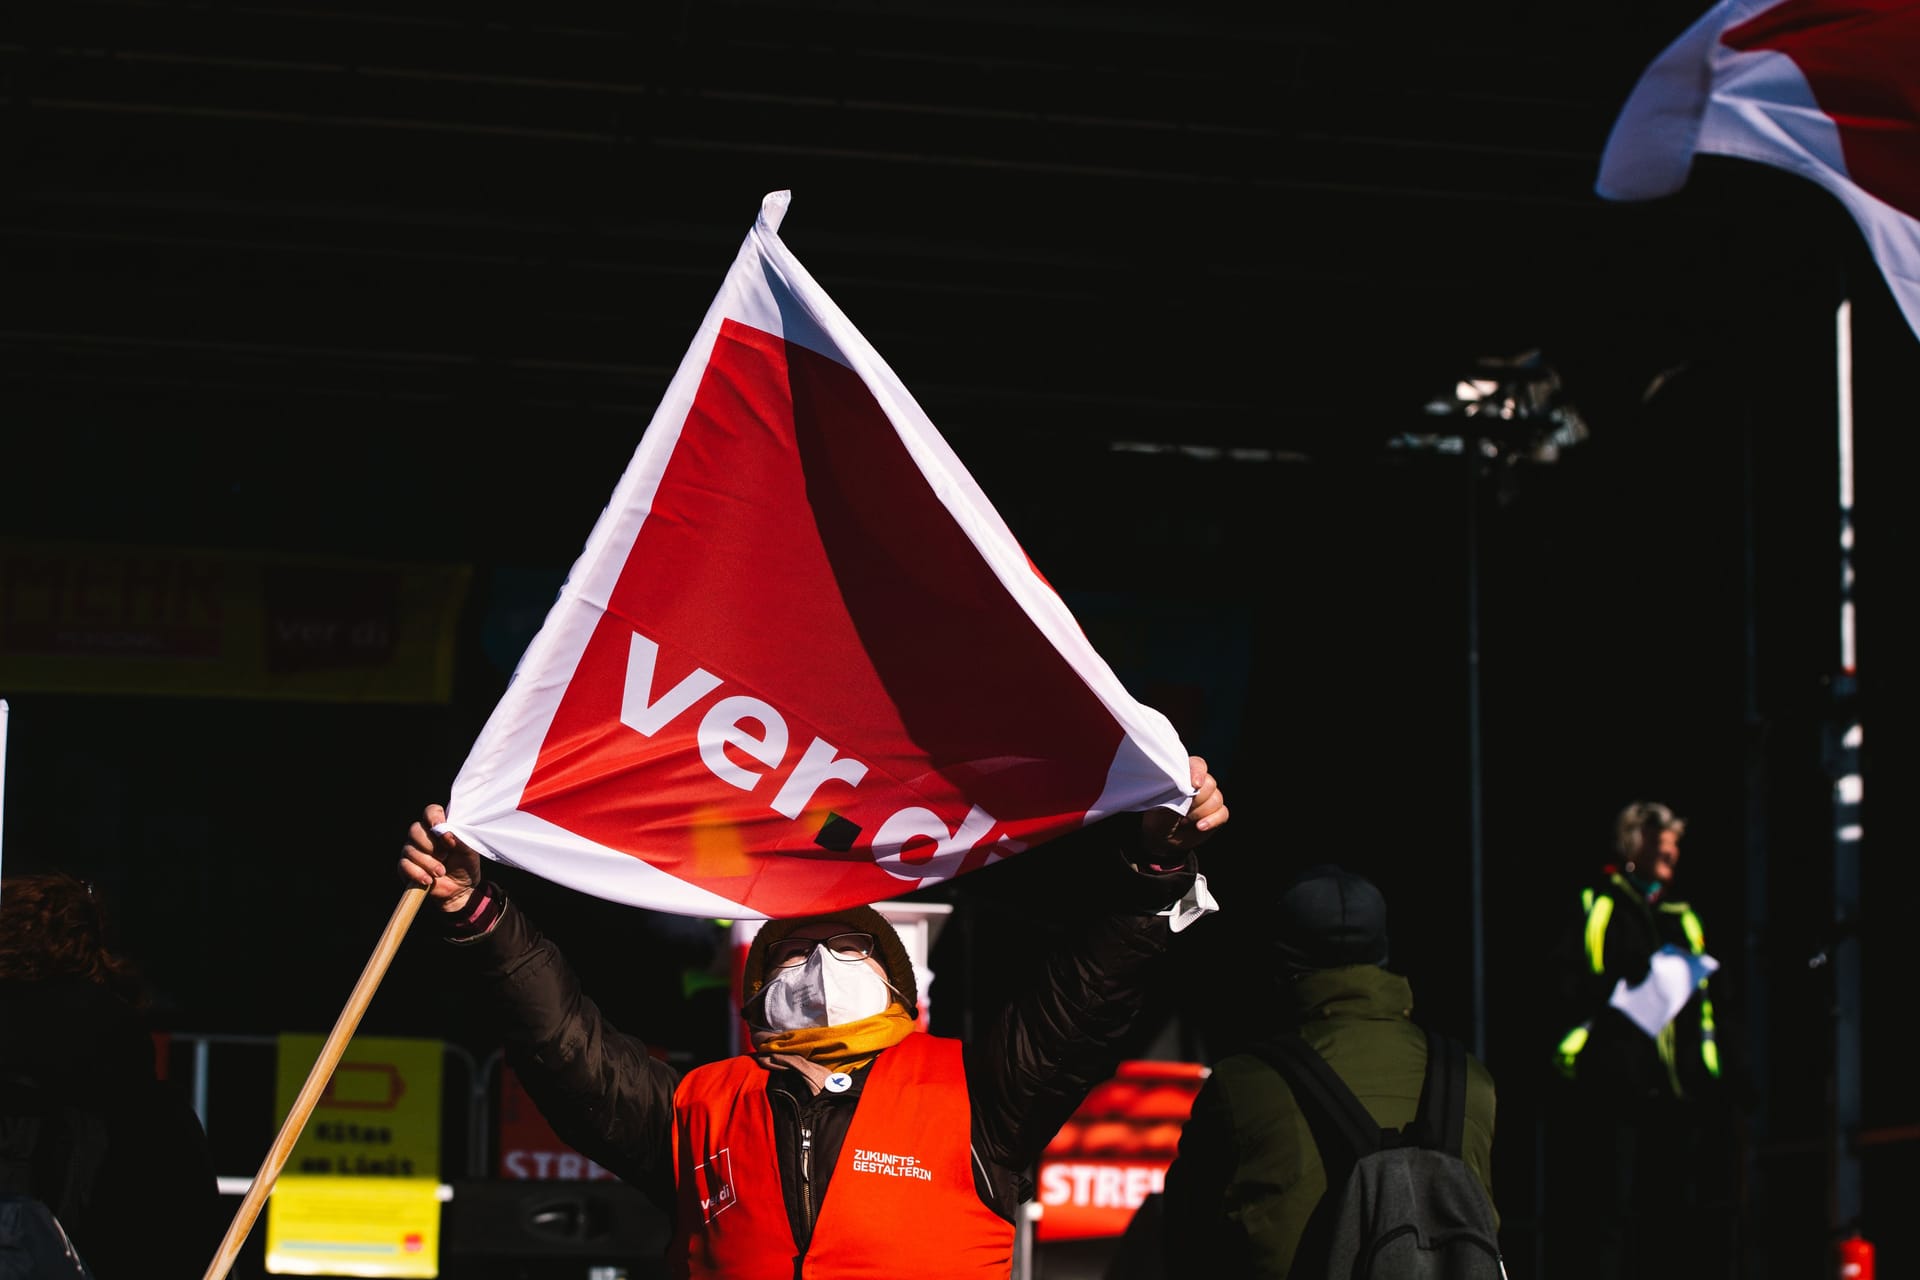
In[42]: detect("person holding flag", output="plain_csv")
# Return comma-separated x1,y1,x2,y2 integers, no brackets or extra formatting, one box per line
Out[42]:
380,189,1232,1275
399,758,1225,1277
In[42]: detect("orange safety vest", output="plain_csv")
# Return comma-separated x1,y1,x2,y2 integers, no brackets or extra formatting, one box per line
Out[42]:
668,1032,1013,1280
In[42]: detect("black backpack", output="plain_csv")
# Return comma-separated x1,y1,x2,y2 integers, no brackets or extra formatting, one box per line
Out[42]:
0,1193,95,1280
0,1071,109,1260
1256,1029,1504,1280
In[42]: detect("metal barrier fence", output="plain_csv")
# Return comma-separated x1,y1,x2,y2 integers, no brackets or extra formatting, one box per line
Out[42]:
169,1033,674,1278
166,1031,498,1191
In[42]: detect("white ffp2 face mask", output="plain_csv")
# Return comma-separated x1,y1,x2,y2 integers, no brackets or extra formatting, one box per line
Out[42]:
745,945,894,1032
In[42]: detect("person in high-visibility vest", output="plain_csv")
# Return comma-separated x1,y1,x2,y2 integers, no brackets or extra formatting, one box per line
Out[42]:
1547,800,1728,1280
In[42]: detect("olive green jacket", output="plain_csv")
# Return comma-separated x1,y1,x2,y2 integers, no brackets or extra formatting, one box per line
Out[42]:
1160,965,1498,1278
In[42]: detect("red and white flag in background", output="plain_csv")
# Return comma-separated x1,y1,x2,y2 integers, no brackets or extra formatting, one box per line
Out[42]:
444,192,1196,920
1597,0,1920,340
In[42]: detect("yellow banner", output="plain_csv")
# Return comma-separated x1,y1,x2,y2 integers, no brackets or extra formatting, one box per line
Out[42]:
267,1035,444,1278
264,1178,442,1279
0,541,469,702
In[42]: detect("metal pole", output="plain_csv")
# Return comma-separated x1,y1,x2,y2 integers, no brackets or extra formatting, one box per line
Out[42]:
1465,446,1486,1062
1740,411,1771,1280
0,699,10,896
1827,298,1863,1243
193,1037,213,1130
1013,1200,1039,1280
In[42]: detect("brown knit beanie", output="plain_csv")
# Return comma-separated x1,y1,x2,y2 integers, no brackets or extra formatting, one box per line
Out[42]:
741,905,918,1012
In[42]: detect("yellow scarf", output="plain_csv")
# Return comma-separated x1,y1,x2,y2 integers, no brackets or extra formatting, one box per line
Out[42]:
751,1003,917,1090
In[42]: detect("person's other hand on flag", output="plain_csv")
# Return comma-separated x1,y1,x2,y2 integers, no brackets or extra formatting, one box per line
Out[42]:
1137,756,1228,869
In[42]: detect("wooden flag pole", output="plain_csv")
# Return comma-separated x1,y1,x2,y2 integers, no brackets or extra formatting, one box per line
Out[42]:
201,884,430,1280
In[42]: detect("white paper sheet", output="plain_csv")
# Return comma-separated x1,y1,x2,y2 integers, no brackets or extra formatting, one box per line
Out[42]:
1609,944,1719,1038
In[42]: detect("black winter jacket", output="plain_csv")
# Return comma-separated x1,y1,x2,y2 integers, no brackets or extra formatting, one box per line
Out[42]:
1161,965,1498,1279
439,828,1195,1251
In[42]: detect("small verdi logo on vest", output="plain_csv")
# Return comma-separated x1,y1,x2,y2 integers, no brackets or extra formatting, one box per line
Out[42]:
851,1148,932,1181
699,1149,738,1221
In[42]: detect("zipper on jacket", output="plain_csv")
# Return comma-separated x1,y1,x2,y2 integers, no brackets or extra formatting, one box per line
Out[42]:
800,1125,814,1226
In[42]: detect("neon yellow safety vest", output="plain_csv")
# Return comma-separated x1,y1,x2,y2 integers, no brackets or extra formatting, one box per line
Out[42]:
1555,879,1719,1088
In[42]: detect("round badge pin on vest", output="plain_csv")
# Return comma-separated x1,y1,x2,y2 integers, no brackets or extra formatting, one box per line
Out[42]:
825,1072,852,1093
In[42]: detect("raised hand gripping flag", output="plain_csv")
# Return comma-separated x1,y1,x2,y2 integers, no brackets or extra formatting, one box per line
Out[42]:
1597,0,1920,340
445,192,1195,920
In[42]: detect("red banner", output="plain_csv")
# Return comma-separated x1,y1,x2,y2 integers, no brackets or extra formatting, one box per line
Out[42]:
1034,1060,1208,1242
496,1067,618,1182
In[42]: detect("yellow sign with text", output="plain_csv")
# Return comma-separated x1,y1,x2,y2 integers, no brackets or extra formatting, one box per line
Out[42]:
266,1035,443,1277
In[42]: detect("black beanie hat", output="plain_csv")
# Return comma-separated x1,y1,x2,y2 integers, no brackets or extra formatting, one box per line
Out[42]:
1273,864,1390,973
741,905,918,1012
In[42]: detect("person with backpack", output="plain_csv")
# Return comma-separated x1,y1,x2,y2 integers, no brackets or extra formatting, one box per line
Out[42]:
1159,863,1500,1278
0,873,226,1280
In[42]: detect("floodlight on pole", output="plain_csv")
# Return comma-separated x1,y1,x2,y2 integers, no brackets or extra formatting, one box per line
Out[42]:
1387,350,1591,1066
1398,349,1592,467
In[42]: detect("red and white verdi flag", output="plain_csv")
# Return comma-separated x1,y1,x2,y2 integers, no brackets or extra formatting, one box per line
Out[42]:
445,192,1195,919
1597,0,1920,339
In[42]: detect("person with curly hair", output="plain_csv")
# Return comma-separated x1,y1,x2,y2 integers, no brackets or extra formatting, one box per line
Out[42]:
0,872,225,1280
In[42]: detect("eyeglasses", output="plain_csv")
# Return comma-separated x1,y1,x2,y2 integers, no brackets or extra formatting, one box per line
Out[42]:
766,931,877,970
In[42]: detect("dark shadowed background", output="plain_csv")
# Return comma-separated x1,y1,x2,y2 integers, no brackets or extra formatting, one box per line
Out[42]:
3,2,1915,1276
